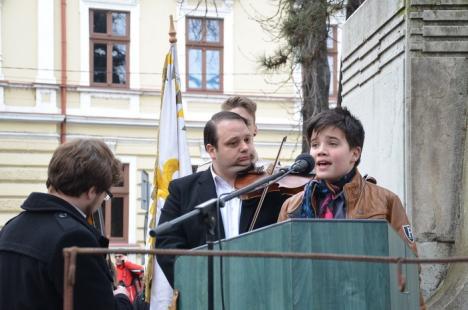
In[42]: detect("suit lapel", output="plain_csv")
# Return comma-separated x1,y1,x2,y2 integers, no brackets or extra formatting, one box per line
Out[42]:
239,199,257,233
196,170,226,239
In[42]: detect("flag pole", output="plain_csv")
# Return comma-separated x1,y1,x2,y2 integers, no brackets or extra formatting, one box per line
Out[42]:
169,15,177,43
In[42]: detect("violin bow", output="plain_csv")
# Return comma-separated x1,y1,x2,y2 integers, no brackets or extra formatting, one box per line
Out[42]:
248,136,287,231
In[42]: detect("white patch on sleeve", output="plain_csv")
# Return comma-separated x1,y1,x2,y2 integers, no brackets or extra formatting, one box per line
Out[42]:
402,225,414,243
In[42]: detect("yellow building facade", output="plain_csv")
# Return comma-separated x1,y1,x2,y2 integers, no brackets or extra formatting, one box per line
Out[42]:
0,0,310,248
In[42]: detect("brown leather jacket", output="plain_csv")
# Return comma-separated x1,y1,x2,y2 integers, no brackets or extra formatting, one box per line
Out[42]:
278,170,418,254
278,170,426,309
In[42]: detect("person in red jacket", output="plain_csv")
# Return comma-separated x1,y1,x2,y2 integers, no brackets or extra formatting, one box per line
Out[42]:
114,254,144,303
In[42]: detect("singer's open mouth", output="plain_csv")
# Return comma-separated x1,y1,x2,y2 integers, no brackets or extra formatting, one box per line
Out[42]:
317,160,331,167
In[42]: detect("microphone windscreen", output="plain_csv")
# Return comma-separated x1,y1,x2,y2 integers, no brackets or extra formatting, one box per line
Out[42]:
293,153,315,174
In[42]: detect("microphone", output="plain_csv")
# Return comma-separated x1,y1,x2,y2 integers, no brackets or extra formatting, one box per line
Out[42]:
283,153,315,174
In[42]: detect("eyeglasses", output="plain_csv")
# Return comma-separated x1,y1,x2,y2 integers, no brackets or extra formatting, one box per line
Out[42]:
104,190,113,201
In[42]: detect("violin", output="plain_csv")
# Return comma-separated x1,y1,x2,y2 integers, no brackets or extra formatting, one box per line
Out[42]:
235,166,313,200
235,136,314,231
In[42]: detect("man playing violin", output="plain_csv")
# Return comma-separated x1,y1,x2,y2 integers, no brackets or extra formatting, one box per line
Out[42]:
155,111,288,290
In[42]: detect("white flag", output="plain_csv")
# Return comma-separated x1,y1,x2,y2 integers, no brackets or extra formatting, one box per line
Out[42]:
145,41,192,309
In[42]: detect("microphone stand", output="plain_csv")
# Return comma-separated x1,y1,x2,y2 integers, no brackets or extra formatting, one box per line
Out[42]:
198,198,219,310
149,168,294,309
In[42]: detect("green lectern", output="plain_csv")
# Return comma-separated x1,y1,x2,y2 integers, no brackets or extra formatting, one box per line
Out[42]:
174,219,419,309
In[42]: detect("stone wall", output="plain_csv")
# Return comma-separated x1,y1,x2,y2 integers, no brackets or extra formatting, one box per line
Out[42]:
408,1,468,307
341,0,468,307
341,0,407,200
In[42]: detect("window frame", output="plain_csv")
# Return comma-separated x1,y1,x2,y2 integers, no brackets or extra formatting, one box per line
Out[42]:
103,163,129,243
185,16,224,93
89,9,130,88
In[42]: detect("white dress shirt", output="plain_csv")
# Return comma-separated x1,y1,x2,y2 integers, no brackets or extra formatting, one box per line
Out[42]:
210,166,242,239
69,202,86,218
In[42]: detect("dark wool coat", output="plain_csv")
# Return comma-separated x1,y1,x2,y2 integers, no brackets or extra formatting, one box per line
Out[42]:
0,193,132,310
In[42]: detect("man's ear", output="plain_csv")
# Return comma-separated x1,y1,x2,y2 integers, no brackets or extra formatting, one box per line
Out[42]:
351,146,362,164
205,144,217,160
85,186,98,200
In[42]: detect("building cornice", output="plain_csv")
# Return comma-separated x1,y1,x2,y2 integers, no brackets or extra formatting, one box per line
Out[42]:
0,80,298,101
81,0,138,8
66,115,156,127
0,131,59,140
0,111,300,132
0,112,64,123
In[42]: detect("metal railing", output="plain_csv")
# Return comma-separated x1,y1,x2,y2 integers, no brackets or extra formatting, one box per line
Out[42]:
62,247,468,310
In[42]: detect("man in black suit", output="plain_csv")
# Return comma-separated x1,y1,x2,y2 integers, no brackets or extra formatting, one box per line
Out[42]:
155,111,287,288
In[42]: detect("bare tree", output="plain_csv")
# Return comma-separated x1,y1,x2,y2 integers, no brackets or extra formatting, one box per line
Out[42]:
260,0,344,152
178,0,347,152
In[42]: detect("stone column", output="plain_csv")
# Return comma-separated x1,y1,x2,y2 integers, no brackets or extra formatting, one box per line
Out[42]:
407,1,468,307
341,0,468,306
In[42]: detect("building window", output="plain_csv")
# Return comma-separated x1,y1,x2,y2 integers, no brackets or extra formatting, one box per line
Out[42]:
90,9,130,88
186,17,223,92
102,163,129,243
327,25,338,99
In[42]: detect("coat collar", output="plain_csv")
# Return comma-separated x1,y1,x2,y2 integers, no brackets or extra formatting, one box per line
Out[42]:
21,192,105,242
196,170,226,239
343,170,365,213
197,169,218,201
22,192,86,220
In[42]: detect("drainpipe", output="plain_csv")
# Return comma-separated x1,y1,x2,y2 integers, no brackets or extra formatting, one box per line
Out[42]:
60,0,67,143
